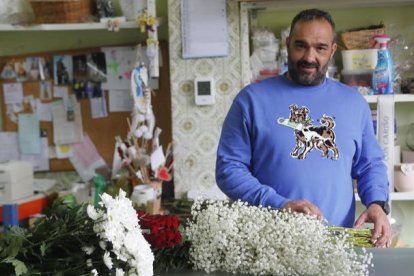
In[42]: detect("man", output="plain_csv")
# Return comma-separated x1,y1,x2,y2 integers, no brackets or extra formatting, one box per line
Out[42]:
216,9,391,247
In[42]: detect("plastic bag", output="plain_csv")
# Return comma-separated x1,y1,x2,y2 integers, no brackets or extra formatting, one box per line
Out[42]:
0,0,34,24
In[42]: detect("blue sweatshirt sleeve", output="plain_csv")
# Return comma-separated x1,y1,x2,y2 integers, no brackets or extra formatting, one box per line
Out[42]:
216,89,289,208
351,100,389,206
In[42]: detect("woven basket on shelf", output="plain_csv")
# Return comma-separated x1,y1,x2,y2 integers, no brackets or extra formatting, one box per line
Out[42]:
29,0,93,23
340,28,385,50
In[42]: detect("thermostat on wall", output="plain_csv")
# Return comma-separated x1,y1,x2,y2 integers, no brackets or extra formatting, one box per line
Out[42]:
194,77,215,105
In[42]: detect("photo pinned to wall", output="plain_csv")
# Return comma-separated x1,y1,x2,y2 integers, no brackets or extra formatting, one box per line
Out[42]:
74,80,105,100
73,80,87,99
39,57,52,80
53,55,73,86
72,52,107,100
87,52,107,83
0,60,16,80
26,57,41,81
14,60,28,82
73,54,88,78
40,80,53,100
72,54,88,99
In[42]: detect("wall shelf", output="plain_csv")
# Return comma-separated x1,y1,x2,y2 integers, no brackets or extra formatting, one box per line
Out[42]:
356,192,414,201
0,21,138,32
364,94,414,104
243,0,414,11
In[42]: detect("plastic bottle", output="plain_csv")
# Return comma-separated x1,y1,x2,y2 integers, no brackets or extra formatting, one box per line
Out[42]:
372,34,394,94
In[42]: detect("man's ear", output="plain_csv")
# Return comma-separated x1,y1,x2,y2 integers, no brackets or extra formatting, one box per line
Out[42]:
331,42,338,58
285,36,290,48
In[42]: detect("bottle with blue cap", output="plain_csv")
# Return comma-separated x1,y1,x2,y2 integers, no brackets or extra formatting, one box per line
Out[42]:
372,34,394,94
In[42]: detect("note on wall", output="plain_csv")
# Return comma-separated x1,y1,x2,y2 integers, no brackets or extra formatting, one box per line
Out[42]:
2,82,24,104
102,46,136,90
69,134,106,181
52,95,83,145
90,96,108,118
0,132,19,162
109,89,134,112
181,0,228,58
18,113,41,155
21,137,50,172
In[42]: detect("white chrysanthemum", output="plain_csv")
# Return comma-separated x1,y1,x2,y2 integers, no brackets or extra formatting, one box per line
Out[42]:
91,268,98,276
124,230,154,276
185,199,372,276
87,205,100,220
115,268,125,276
103,251,113,270
99,241,107,250
90,192,154,276
81,246,95,255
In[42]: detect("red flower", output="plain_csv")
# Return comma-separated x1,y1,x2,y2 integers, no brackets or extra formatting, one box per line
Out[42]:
136,210,182,248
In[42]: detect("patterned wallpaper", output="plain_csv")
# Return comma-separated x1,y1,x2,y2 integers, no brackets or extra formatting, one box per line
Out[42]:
167,0,243,198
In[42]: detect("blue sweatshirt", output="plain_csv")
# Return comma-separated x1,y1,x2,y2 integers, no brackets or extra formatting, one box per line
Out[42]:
216,75,389,227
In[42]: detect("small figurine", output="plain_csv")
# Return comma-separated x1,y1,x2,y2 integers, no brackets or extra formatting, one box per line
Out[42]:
129,62,155,141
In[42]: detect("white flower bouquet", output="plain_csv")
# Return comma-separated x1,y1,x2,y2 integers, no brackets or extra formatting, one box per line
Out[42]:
185,199,373,276
0,191,154,276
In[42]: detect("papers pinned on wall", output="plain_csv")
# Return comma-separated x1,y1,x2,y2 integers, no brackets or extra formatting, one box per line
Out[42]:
2,82,23,104
0,132,19,162
109,89,134,112
181,0,228,58
18,113,41,155
101,46,136,90
69,134,106,182
21,136,50,172
52,95,83,145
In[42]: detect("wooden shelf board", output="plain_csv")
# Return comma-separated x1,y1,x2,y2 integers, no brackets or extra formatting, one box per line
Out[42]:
355,192,414,201
0,21,138,31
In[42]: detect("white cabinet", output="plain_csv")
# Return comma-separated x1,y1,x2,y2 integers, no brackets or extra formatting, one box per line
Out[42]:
363,94,414,201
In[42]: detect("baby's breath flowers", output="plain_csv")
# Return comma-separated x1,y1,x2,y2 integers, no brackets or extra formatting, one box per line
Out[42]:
185,199,373,276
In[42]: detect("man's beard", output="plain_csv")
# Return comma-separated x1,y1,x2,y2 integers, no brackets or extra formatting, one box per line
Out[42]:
287,58,329,86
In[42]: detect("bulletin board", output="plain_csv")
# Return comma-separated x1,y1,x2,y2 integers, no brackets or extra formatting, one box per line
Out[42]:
0,42,171,172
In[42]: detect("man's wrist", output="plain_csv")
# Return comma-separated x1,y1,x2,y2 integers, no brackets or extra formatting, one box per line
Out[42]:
368,201,390,215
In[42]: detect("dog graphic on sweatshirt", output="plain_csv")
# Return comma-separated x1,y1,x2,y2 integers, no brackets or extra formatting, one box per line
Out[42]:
277,104,340,160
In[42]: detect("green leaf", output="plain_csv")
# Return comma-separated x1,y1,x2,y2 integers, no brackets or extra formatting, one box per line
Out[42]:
7,235,24,258
3,258,28,276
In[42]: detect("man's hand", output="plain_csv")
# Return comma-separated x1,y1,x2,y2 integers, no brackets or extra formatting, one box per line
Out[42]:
282,199,324,220
354,204,392,248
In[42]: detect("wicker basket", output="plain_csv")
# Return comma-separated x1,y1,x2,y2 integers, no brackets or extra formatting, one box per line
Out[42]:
340,28,385,50
30,0,93,23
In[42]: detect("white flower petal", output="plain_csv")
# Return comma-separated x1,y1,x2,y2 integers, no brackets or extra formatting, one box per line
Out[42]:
90,191,154,275
103,251,113,270
81,246,95,255
115,268,125,276
87,205,99,220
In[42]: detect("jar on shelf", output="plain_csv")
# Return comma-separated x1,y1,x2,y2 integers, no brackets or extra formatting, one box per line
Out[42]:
131,184,155,213
119,0,146,21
